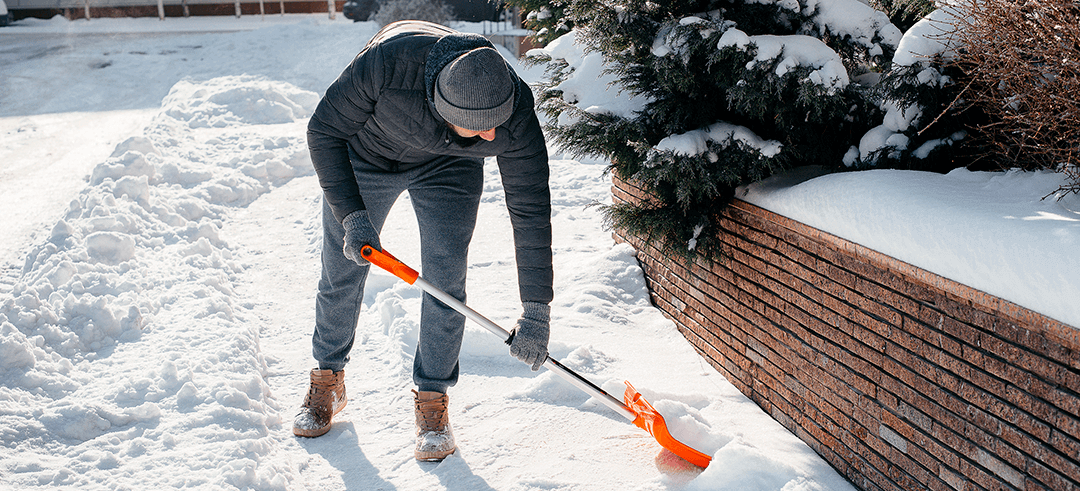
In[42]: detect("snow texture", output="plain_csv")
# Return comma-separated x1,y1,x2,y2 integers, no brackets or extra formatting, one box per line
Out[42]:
860,7,969,162
717,29,850,93
655,122,783,159
2,12,1076,491
0,15,860,491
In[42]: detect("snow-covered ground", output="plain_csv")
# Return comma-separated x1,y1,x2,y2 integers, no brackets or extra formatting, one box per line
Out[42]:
0,12,1075,491
0,14,853,491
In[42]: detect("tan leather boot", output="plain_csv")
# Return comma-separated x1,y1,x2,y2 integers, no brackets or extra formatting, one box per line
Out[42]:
413,390,456,461
293,369,347,437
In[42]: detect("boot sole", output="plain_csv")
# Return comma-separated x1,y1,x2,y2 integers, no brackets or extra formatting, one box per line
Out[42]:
415,447,456,462
293,425,332,438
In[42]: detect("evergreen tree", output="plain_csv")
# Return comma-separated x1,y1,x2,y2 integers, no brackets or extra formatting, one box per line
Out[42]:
869,0,935,32
508,0,573,46
526,0,904,261
860,6,990,173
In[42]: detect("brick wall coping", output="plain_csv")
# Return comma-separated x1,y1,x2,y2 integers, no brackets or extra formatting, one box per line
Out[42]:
728,199,1079,351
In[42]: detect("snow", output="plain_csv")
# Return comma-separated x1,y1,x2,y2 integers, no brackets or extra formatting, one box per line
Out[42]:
749,0,902,55
1,14,853,491
892,8,964,69
797,0,902,53
739,167,1080,329
528,30,651,123
851,5,972,162
860,7,968,162
655,122,783,160
717,29,849,93
0,12,1075,491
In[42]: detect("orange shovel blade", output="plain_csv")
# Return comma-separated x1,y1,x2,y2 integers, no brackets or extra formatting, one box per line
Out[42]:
624,381,712,469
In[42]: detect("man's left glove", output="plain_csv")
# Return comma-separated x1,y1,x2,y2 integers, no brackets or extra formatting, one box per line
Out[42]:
509,302,550,371
342,209,381,266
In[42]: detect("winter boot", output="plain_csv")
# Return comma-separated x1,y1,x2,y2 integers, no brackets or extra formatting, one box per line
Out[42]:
413,390,456,461
293,369,347,437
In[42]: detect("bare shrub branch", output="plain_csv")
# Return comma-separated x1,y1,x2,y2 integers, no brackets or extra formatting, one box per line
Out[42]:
947,0,1080,195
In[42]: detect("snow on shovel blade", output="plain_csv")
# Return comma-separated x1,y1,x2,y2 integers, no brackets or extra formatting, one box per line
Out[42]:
360,245,713,469
624,381,713,469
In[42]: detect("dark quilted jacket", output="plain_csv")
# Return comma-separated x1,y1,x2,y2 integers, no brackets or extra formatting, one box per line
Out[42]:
307,21,553,304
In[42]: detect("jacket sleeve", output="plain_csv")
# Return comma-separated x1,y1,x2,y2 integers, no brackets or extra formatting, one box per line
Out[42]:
307,47,384,223
498,83,554,305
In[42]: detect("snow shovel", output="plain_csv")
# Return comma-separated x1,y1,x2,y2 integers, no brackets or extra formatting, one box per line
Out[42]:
360,245,713,468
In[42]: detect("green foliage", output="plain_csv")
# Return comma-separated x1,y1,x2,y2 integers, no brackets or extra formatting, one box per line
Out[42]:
869,0,935,32
865,58,985,172
504,0,573,46
531,0,902,261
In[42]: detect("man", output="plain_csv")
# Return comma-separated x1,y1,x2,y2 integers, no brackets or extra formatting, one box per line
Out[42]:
294,20,554,463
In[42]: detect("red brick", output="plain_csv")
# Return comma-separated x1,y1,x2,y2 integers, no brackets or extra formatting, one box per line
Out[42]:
615,188,1080,491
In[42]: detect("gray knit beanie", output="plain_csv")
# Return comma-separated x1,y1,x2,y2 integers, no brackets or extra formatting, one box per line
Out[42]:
434,47,515,132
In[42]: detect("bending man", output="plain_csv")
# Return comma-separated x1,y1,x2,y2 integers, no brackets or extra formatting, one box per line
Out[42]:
295,20,553,462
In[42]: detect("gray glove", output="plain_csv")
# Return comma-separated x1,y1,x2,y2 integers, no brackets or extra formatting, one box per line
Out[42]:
342,209,381,266
509,302,550,371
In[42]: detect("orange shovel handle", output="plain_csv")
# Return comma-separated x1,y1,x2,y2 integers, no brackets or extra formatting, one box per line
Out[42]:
360,245,419,284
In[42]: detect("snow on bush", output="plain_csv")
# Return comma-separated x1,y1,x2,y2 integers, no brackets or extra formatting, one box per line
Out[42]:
528,30,652,126
858,7,969,165
715,29,850,95
527,0,902,260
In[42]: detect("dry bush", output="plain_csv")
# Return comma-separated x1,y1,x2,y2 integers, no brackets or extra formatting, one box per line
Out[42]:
949,0,1080,195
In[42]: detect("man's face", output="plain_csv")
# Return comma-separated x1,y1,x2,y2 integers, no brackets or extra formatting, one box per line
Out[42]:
448,123,497,142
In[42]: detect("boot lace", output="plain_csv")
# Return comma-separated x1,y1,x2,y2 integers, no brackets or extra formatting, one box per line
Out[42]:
303,375,340,410
415,397,448,432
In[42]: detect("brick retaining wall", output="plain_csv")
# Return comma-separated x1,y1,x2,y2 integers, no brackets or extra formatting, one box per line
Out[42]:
611,177,1079,491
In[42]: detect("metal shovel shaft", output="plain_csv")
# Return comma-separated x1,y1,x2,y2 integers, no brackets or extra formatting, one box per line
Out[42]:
412,276,637,422
358,245,635,420
359,245,711,468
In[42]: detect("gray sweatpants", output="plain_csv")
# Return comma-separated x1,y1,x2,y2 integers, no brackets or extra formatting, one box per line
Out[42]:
312,152,484,393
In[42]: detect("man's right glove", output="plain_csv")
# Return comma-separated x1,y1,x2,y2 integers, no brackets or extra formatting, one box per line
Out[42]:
342,209,381,266
509,302,550,371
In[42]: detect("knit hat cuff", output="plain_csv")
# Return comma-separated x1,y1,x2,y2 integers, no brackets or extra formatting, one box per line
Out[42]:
434,79,515,132
432,46,516,132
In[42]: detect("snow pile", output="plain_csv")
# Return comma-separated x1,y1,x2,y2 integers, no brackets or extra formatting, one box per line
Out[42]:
163,76,319,128
0,76,316,489
652,398,731,457
689,441,803,491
